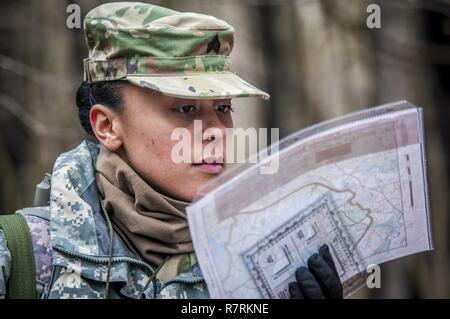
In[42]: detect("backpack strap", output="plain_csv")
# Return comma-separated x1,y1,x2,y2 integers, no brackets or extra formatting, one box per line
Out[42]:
0,214,36,299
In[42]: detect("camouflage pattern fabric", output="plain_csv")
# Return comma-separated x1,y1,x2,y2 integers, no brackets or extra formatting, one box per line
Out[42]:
23,211,53,297
83,2,270,100
0,208,52,299
0,230,11,299
0,141,209,299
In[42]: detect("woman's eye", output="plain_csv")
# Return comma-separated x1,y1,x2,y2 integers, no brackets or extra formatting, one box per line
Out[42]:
214,104,234,113
173,105,198,113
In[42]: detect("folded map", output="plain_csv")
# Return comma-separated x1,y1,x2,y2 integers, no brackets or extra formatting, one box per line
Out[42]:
186,100,433,299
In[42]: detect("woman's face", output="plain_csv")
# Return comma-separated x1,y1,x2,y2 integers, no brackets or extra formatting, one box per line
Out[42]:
114,83,233,202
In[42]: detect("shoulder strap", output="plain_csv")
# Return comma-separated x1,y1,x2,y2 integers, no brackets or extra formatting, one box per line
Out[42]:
0,214,36,299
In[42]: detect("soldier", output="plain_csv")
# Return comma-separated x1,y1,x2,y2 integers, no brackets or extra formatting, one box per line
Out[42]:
0,2,342,299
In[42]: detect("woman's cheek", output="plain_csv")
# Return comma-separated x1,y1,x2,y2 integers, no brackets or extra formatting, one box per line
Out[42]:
147,135,183,169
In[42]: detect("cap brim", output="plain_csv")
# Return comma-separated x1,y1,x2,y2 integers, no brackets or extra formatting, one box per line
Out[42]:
126,72,270,100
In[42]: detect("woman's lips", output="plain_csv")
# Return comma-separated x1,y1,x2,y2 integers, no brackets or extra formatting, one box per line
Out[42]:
193,159,224,174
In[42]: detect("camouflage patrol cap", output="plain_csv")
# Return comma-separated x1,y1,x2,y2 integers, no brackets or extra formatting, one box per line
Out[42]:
83,2,270,100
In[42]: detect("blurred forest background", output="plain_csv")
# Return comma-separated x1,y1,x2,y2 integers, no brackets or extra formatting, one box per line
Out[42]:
0,0,449,298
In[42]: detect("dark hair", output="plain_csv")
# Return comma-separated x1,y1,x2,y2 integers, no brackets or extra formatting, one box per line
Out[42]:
75,81,125,136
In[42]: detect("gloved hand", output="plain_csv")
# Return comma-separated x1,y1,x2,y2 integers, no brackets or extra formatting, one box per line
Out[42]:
289,244,343,299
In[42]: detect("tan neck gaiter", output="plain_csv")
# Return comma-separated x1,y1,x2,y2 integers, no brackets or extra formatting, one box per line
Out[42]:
95,146,194,268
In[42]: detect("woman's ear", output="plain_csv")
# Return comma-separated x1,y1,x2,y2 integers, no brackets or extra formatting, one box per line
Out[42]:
90,104,123,151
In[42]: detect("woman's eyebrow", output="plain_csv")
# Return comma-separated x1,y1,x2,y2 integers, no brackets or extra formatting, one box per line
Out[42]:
164,98,194,107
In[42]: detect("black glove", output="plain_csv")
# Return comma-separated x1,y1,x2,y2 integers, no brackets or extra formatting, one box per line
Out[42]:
289,244,343,299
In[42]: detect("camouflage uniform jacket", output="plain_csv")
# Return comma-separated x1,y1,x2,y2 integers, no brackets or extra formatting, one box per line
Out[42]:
0,141,209,299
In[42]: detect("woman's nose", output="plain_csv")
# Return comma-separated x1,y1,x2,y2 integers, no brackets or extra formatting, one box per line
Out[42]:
201,115,227,143
199,105,229,136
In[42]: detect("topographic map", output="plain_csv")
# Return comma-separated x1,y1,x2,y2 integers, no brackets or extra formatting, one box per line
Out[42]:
187,101,432,299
